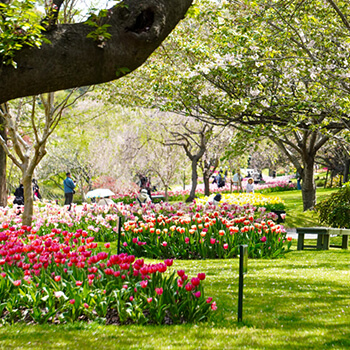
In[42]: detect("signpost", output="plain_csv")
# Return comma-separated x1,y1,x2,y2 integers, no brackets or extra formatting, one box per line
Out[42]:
238,244,248,322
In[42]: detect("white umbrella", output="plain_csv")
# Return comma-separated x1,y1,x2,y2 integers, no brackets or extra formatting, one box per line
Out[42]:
86,188,115,198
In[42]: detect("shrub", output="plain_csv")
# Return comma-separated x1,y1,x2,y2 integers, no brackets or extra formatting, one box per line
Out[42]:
315,183,350,228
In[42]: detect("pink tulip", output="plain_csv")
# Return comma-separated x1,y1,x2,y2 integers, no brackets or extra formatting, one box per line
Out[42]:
104,243,111,248
147,297,153,303
69,299,75,305
223,243,229,250
194,291,201,298
261,236,267,242
84,303,89,308
211,302,217,310
155,287,163,295
13,280,21,286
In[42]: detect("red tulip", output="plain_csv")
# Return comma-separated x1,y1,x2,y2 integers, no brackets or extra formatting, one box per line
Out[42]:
54,275,61,282
155,287,163,295
69,299,75,304
104,243,111,248
197,273,206,281
185,283,194,292
13,280,21,286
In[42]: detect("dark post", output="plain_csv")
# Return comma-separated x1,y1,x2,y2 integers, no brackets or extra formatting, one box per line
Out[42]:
117,215,122,254
238,244,248,322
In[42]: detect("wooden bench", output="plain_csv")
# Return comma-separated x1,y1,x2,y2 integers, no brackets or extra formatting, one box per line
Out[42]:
296,227,350,250
151,195,165,203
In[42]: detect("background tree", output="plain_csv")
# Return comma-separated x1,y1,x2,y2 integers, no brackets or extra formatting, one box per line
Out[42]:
0,90,87,224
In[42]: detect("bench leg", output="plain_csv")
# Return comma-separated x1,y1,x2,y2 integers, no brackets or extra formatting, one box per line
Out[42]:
297,234,305,250
323,234,330,250
342,235,349,249
317,234,329,250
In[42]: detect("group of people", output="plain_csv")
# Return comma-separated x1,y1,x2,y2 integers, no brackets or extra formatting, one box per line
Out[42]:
13,179,42,206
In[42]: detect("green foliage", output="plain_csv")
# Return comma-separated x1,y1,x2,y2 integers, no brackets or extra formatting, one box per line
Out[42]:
0,0,47,67
315,183,350,228
86,9,112,48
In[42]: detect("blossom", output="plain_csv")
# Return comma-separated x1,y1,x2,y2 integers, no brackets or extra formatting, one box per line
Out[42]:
185,283,194,291
162,241,167,247
84,303,89,308
287,236,292,241
147,297,153,303
261,236,267,242
54,275,61,282
223,243,229,250
197,273,206,280
76,281,83,286
13,280,21,286
140,280,148,288
193,291,201,298
155,287,163,295
206,297,213,303
69,299,75,304
104,242,111,248
211,302,217,310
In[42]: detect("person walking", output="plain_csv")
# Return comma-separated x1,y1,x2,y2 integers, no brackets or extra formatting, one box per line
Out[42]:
63,172,75,210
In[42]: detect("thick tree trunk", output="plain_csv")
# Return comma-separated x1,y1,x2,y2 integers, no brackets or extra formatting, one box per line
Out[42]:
186,158,198,202
301,158,316,211
0,116,7,207
22,173,34,226
203,175,210,197
0,0,193,103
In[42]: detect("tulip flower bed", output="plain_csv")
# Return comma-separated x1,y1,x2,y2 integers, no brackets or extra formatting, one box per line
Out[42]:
0,226,216,325
121,207,292,260
197,193,286,212
1,196,291,260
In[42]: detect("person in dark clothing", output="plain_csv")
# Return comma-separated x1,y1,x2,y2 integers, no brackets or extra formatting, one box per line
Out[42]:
63,172,76,211
32,179,42,200
13,184,24,205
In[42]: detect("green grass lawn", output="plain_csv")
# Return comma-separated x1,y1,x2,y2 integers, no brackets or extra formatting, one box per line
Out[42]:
1,246,350,350
264,188,336,228
1,187,348,350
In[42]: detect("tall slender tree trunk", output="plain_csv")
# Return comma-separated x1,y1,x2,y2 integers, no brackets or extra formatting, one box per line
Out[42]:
0,116,7,207
22,170,34,226
164,185,169,201
186,157,199,202
301,157,316,211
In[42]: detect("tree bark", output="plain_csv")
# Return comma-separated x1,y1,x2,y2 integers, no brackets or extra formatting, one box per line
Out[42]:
203,175,210,196
301,157,316,211
22,172,34,226
186,157,199,202
0,116,7,207
0,0,193,103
